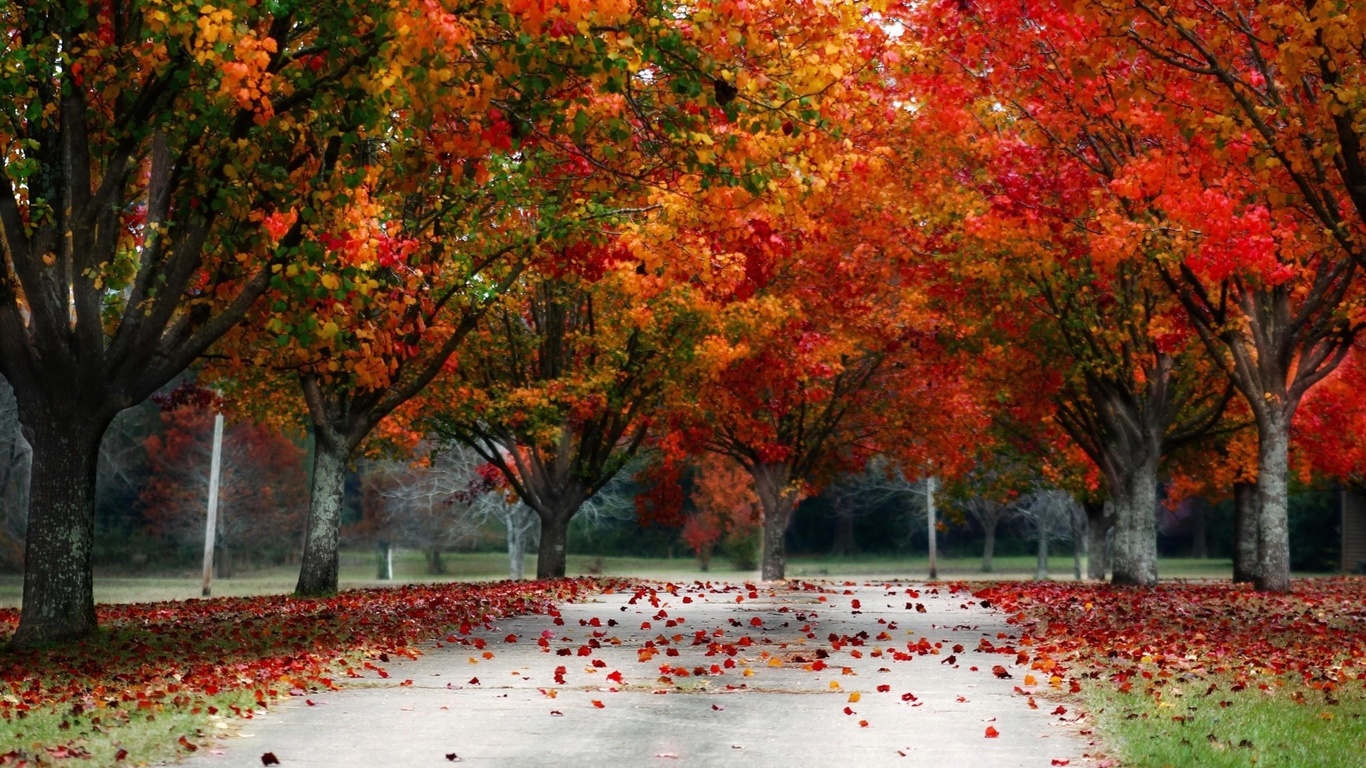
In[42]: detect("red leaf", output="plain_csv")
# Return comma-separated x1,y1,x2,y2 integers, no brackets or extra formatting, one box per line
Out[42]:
985,726,999,738
115,749,129,762
592,700,605,708
1052,706,1067,716
179,736,198,752
468,677,480,685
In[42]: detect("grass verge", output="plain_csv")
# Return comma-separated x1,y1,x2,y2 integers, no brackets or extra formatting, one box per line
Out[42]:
976,578,1366,768
0,578,614,765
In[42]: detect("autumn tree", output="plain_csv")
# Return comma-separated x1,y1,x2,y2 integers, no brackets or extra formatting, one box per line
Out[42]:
683,454,761,571
911,0,1360,590
429,260,707,578
0,0,457,645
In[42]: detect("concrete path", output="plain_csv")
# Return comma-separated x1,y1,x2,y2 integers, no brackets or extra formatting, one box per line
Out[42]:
180,580,1100,767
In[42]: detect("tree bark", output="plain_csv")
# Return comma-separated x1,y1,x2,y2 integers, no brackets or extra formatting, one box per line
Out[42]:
426,549,445,575
752,463,797,581
1233,481,1259,584
1254,414,1293,592
536,511,572,579
980,516,998,573
11,414,107,647
506,519,525,581
376,540,393,580
1110,455,1160,586
1083,500,1112,581
1035,527,1049,580
1071,506,1084,580
296,439,348,597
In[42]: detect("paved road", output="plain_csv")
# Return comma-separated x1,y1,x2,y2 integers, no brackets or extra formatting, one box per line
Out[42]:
181,580,1099,767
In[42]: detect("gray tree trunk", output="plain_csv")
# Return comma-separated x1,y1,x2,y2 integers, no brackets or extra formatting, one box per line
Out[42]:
1035,528,1049,580
1233,481,1259,584
376,540,393,580
1083,500,1112,581
536,510,572,579
981,517,998,573
11,414,107,647
1110,455,1160,586
296,440,348,597
1255,414,1293,592
752,463,797,581
506,519,525,581
1071,508,1083,580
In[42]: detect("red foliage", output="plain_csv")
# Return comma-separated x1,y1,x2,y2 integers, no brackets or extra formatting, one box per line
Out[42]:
973,579,1366,698
0,580,609,750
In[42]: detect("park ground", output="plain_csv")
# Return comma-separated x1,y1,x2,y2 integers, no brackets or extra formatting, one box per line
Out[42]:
0,556,1363,767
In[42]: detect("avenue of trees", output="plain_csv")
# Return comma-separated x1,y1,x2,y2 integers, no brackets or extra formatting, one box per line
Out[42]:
3,0,1366,647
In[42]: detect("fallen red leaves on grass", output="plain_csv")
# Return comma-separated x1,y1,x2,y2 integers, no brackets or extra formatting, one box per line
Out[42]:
0,579,610,734
972,578,1366,699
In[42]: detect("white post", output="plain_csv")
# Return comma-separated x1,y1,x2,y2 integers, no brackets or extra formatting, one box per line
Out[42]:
927,476,938,580
201,412,224,597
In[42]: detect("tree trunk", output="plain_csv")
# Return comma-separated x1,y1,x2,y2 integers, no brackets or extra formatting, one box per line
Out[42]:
1110,454,1160,586
536,511,572,579
980,516,998,573
1254,414,1293,592
1071,507,1083,580
1084,500,1112,580
1035,528,1049,580
752,463,797,581
426,549,445,575
1233,481,1260,584
296,439,348,597
376,540,393,580
11,416,106,647
506,520,525,581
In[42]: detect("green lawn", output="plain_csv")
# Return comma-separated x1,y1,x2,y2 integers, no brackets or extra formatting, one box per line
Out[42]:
0,551,1283,607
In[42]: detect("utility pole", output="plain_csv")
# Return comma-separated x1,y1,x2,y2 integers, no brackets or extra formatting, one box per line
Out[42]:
201,411,224,597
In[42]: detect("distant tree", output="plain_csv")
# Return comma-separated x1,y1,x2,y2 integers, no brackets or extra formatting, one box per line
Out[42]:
0,379,27,570
361,445,491,575
1015,490,1079,581
139,400,307,575
683,455,761,571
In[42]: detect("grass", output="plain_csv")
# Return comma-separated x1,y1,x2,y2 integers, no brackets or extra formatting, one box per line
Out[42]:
975,578,1366,768
0,579,602,766
0,552,1264,607
1085,678,1366,768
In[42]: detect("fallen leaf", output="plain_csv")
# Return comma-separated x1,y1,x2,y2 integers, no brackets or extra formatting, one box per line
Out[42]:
985,726,999,738
262,753,281,766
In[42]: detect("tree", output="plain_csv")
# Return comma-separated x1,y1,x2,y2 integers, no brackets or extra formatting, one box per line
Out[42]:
911,0,1356,591
683,454,762,571
1015,490,1079,581
360,444,492,575
431,264,706,578
0,378,28,570
0,0,449,645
